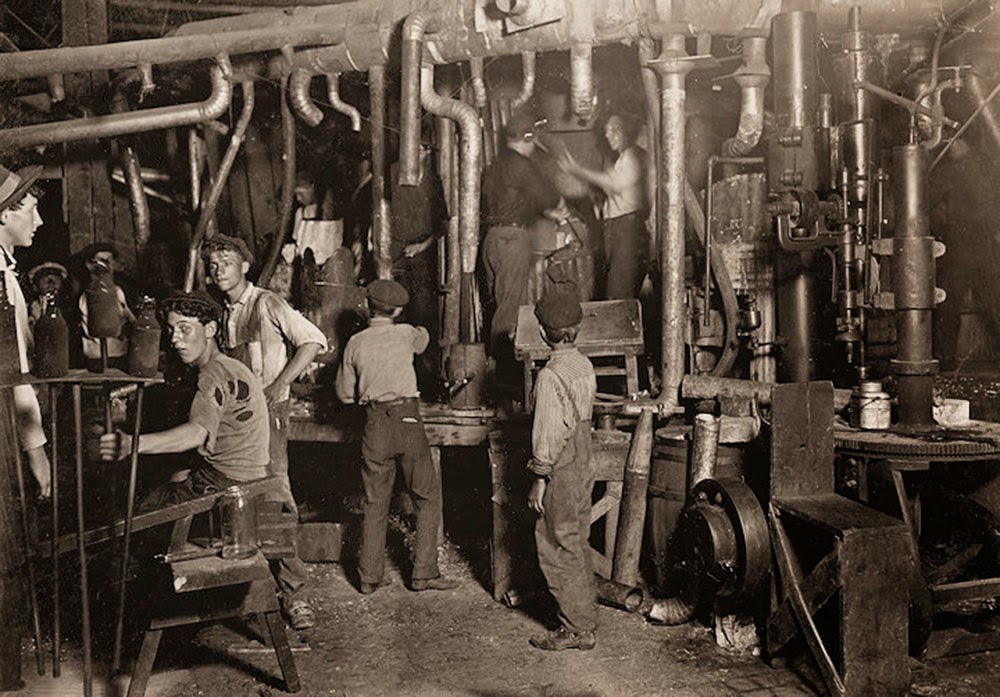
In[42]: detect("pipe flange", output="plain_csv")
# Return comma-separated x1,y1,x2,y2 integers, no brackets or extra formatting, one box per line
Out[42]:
890,358,939,376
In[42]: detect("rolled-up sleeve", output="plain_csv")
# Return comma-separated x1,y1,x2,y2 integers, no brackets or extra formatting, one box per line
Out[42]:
528,370,574,477
335,338,358,404
410,325,430,355
263,295,328,352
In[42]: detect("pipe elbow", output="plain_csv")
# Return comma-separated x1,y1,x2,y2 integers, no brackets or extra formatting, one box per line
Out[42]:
400,11,438,186
724,84,766,157
402,11,433,43
199,57,235,122
289,68,323,127
647,596,697,626
510,51,536,110
326,73,362,132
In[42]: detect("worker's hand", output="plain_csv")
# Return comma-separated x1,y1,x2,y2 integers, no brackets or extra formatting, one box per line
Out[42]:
528,477,547,515
403,239,431,258
262,380,285,408
99,430,132,462
25,445,51,500
555,150,578,174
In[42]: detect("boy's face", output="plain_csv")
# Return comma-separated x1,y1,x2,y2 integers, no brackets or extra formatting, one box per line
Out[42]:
86,250,116,274
35,272,63,296
0,194,42,249
206,249,248,294
167,311,216,366
294,181,316,207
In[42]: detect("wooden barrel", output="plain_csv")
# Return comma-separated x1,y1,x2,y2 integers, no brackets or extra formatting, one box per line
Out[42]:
647,427,744,592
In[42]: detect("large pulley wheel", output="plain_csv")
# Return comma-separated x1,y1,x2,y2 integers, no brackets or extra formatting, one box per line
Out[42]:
674,478,771,601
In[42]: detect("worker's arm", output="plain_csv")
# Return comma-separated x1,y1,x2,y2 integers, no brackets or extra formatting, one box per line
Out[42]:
264,341,322,405
335,339,358,404
100,422,208,461
559,148,642,197
260,293,329,405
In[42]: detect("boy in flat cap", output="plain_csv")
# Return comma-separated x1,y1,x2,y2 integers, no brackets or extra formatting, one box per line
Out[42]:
336,279,457,594
78,241,135,371
203,233,327,630
526,285,597,651
0,163,51,500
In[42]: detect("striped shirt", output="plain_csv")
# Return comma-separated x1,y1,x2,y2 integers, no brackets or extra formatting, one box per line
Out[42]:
530,344,596,476
335,316,429,405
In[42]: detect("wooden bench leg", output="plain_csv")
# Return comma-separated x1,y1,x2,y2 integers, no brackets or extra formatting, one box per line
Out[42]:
126,628,162,697
264,610,301,693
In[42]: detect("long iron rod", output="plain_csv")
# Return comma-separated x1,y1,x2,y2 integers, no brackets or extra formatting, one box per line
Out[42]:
73,384,93,697
49,386,60,677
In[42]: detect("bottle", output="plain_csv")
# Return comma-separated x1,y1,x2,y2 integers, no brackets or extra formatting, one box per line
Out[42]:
33,292,69,378
219,486,259,560
128,295,161,377
84,262,123,339
0,271,20,384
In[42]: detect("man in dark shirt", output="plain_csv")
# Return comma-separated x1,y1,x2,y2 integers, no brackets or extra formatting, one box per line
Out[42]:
481,111,563,367
389,141,449,394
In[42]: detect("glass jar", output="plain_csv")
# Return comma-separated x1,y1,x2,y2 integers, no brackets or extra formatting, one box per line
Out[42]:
219,486,259,560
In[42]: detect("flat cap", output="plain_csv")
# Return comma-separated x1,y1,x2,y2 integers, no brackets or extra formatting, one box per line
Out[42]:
202,234,255,267
80,241,118,260
160,289,223,325
28,261,67,285
504,110,541,140
535,285,583,331
366,278,409,308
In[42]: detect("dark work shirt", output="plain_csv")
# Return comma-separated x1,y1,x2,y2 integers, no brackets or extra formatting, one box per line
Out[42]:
482,148,561,229
389,161,449,259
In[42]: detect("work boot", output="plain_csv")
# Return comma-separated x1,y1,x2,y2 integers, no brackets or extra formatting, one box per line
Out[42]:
359,578,393,595
284,598,316,631
410,576,460,592
529,626,596,651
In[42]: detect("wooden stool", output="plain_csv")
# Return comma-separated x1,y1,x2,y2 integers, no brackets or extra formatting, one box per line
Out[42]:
127,510,301,696
514,299,644,410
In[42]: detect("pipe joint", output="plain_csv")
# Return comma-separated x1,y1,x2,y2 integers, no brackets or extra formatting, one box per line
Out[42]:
289,67,323,127
326,73,362,132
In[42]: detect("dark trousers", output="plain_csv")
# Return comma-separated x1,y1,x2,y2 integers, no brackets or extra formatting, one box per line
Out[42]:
535,421,597,634
359,399,442,585
603,212,647,300
483,225,531,352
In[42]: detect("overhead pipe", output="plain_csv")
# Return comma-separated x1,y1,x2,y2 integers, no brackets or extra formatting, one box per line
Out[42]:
420,61,482,343
400,11,440,187
326,73,361,131
722,32,769,157
510,51,536,110
369,64,392,280
469,57,487,108
0,55,233,150
648,33,694,407
184,81,255,292
258,72,296,288
288,68,323,127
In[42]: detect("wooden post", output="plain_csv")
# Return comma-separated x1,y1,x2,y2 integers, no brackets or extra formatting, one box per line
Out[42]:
0,389,24,689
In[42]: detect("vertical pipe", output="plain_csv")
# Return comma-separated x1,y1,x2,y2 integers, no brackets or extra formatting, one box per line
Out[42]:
570,42,594,119
73,384,93,697
399,12,435,187
49,386,60,677
639,39,660,269
369,64,391,280
326,73,362,131
438,112,460,349
469,56,487,108
891,144,937,426
258,71,296,288
112,385,144,673
689,413,720,488
650,35,693,406
510,51,536,110
612,408,654,587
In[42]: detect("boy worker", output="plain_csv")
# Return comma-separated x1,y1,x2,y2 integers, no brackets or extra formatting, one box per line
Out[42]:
526,287,598,651
336,279,457,594
203,234,326,630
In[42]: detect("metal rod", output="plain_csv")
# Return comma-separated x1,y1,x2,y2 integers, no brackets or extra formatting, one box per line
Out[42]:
9,398,44,676
112,384,144,673
48,386,60,677
704,157,715,327
854,80,959,128
73,384,93,697
369,64,390,279
258,70,296,288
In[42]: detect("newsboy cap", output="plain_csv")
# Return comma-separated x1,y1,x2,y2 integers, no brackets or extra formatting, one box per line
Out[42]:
504,110,542,140
28,261,67,285
366,278,409,308
0,164,41,213
202,234,255,267
534,285,583,331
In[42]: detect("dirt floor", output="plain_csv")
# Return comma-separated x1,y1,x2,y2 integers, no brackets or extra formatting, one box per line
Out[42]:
14,441,1000,696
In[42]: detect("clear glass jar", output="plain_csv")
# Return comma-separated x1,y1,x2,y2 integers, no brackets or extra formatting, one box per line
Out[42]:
219,486,259,560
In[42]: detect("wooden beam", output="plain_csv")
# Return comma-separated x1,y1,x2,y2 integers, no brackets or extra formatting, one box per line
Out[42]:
767,550,840,654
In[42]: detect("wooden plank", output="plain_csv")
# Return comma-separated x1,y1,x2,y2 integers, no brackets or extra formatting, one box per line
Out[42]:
170,551,270,593
932,578,1000,605
770,382,834,499
149,578,278,630
923,625,1000,660
776,494,908,537
514,299,644,358
768,550,840,654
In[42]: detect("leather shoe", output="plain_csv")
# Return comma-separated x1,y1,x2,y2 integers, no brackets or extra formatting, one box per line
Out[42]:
411,576,459,592
359,578,392,595
529,627,596,651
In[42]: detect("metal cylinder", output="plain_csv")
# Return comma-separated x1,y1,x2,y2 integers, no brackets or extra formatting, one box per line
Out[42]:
570,42,593,119
690,414,720,489
891,144,937,426
772,11,817,131
777,268,818,382
594,574,644,613
612,408,654,587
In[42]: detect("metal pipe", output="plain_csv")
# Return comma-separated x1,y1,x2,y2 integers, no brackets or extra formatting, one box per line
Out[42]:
110,89,152,250
184,81,254,292
612,408,654,587
72,384,93,697
326,73,361,131
891,144,938,426
854,80,960,128
258,72,296,288
510,51,536,110
932,75,1000,171
438,111,461,349
722,32,769,157
48,386,59,677
469,56,487,108
111,384,144,673
689,413,720,489
400,11,437,187
9,405,43,676
288,68,322,127
595,574,644,613
420,61,482,343
367,64,390,280
649,34,693,406
0,55,233,149
570,42,594,119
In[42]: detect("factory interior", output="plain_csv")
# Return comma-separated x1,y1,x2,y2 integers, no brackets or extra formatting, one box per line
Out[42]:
4,0,1000,695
